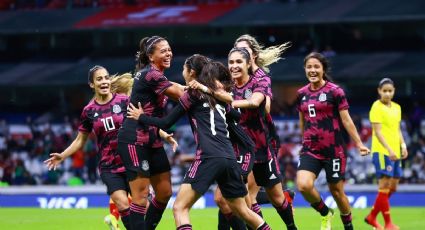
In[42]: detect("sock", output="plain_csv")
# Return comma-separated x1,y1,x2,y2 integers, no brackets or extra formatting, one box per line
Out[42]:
119,208,131,230
370,190,388,219
274,198,296,229
223,212,246,230
256,189,270,205
256,222,271,230
218,210,231,230
251,203,263,217
145,197,167,230
130,202,146,230
311,199,330,216
340,212,353,230
177,224,192,230
380,192,392,225
109,200,120,220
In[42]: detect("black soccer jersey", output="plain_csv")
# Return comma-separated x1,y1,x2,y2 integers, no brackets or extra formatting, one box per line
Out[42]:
118,64,172,147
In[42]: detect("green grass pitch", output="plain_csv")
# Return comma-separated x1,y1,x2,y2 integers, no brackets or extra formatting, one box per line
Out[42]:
1,207,424,229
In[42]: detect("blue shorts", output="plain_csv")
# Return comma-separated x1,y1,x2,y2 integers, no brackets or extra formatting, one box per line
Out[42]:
372,152,402,178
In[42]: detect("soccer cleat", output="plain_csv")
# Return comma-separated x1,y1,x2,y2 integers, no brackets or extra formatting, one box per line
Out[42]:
320,209,334,230
384,223,400,230
104,214,120,230
365,214,384,230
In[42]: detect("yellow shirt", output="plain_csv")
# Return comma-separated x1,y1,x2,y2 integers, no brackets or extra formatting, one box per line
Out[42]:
369,100,401,158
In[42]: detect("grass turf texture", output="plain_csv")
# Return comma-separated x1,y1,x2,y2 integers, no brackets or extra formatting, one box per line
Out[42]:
1,207,424,229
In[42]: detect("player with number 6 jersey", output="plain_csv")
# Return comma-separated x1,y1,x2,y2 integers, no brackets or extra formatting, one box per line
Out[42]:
296,52,370,230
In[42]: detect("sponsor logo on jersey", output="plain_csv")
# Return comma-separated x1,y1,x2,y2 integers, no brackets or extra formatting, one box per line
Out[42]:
113,104,121,114
319,93,327,102
302,96,306,101
332,172,339,178
94,112,99,117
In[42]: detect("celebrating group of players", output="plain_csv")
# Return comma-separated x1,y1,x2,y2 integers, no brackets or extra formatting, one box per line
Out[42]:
44,34,408,230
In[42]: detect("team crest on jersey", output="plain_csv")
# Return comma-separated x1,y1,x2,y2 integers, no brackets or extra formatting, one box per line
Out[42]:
113,104,121,114
386,165,393,172
318,93,327,102
244,89,252,99
142,160,149,171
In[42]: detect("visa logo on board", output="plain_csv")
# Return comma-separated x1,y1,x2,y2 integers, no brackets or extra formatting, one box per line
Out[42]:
37,197,88,209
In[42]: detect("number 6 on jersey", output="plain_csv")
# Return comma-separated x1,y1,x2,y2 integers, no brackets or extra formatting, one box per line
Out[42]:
308,104,316,117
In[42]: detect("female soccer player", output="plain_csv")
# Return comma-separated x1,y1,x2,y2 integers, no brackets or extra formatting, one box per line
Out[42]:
233,34,294,218
127,55,272,230
365,78,408,230
229,47,297,230
117,35,187,230
45,67,178,230
296,52,370,230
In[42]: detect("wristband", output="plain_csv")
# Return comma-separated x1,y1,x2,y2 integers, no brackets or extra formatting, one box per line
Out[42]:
401,143,407,149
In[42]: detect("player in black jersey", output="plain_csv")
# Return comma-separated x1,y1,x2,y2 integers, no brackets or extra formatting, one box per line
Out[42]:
117,36,187,230
127,56,272,230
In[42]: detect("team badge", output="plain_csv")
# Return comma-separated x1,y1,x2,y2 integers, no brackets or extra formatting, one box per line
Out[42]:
244,89,252,99
386,165,393,172
142,160,149,171
113,105,121,114
318,93,327,102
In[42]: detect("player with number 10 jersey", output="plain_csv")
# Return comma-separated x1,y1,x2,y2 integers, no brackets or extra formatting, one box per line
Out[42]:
79,93,129,173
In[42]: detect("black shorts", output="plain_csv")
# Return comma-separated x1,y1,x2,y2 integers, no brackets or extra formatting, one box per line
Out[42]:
297,153,346,183
100,172,130,196
183,158,247,199
236,152,254,183
118,142,171,181
252,155,282,188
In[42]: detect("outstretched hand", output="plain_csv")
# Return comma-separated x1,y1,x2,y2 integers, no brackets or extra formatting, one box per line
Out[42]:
43,153,64,171
358,144,371,156
127,102,144,121
164,133,178,152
